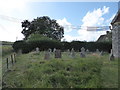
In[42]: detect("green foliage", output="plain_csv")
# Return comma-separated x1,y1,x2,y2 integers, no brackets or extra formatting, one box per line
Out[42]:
26,34,51,42
21,16,64,41
62,41,112,52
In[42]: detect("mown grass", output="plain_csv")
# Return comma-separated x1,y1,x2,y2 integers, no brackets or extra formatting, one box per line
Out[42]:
2,52,118,88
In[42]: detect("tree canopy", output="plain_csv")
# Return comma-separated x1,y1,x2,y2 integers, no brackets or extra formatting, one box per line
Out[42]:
21,16,64,41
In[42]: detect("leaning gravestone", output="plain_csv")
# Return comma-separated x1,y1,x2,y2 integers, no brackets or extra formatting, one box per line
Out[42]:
109,49,114,61
44,51,50,60
71,48,75,58
55,49,61,58
99,51,103,56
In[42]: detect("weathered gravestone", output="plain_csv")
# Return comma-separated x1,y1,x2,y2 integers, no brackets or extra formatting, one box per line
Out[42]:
71,48,75,58
86,49,90,54
55,49,61,58
44,51,50,60
53,48,56,52
99,51,103,56
96,49,100,54
80,47,86,57
109,49,114,61
17,49,22,54
36,47,39,53
67,49,71,56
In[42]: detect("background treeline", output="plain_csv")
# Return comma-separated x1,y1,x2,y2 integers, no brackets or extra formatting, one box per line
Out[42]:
13,40,112,54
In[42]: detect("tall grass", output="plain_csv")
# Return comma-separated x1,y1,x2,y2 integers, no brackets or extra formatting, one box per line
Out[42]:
2,52,118,88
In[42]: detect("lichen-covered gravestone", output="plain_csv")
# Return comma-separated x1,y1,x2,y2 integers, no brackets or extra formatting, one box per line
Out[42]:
55,49,61,58
44,51,50,60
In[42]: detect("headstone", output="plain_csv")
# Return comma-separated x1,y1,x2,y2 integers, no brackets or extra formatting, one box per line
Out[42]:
17,49,22,54
36,47,39,53
44,51,50,60
80,52,86,57
55,49,61,58
109,49,114,61
71,48,75,58
80,47,86,57
86,49,89,54
99,51,103,56
48,48,52,53
53,48,56,53
96,49,100,54
67,49,71,56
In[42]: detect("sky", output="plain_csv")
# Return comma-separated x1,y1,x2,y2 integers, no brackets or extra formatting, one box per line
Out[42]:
0,0,119,42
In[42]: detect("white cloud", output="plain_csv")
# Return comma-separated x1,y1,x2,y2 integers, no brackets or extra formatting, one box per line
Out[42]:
0,0,29,42
62,6,111,42
77,6,110,41
57,18,73,32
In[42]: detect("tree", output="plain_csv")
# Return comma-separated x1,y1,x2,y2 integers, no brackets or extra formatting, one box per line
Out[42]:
21,16,64,41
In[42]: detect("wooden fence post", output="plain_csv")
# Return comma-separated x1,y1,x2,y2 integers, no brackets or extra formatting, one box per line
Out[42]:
14,53,16,63
6,58,8,69
11,55,14,65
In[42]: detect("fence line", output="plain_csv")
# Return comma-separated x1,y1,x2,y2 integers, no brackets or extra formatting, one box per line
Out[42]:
2,53,17,76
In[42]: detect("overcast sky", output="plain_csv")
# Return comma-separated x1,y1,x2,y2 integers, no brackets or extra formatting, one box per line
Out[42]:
0,0,118,42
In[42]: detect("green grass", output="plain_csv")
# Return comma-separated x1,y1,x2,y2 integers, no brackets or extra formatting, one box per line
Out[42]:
2,52,118,88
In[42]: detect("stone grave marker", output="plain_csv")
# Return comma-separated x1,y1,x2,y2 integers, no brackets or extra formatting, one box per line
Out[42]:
53,48,56,53
36,47,39,53
109,49,114,61
55,49,61,58
67,49,71,56
99,51,103,56
96,49,100,54
17,49,22,54
71,48,75,58
86,49,89,54
44,51,50,60
80,47,86,57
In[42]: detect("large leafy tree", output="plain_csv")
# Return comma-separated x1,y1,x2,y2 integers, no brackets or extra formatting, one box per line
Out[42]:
21,16,64,41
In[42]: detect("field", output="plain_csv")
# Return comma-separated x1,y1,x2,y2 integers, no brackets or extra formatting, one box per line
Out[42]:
2,50,118,88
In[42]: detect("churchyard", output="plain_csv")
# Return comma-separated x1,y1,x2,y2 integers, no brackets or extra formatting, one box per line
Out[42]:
2,46,118,88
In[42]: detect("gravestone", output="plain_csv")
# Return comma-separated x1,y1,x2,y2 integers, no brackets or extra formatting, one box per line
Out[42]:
109,49,114,61
67,49,71,56
36,47,39,53
86,49,89,54
80,47,86,57
44,51,50,60
71,48,75,58
17,49,22,54
48,48,52,55
96,49,100,54
99,51,103,56
53,48,56,52
55,49,61,58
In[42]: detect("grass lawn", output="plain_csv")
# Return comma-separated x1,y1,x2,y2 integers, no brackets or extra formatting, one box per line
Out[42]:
2,51,118,88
